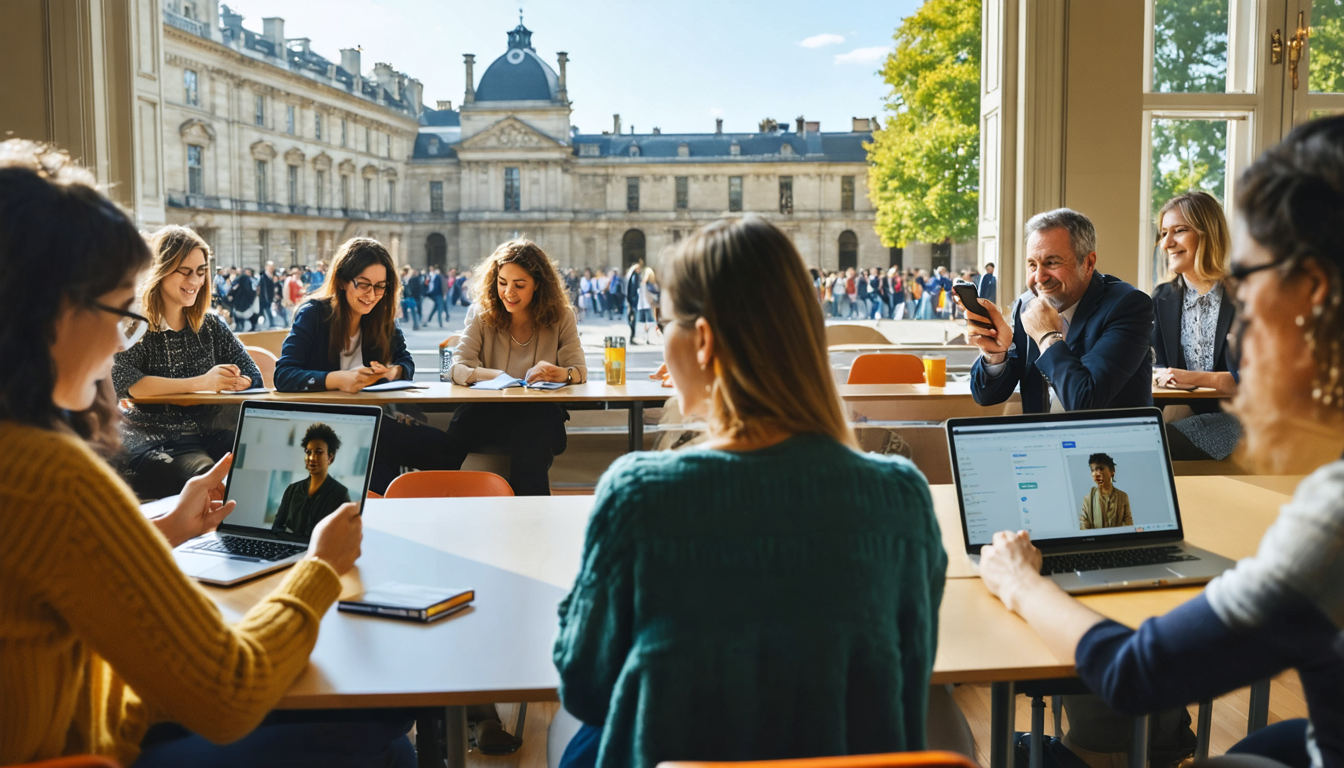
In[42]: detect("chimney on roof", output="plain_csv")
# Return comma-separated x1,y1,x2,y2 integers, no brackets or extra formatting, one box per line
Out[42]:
852,117,871,132
556,52,569,103
652,127,660,135
374,63,399,100
463,54,476,104
796,116,805,135
805,120,820,133
406,78,423,114
340,48,361,77
613,114,621,134
262,17,284,53
715,118,723,134
437,100,454,111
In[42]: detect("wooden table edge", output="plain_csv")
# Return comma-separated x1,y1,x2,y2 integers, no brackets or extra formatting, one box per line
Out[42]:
276,687,562,710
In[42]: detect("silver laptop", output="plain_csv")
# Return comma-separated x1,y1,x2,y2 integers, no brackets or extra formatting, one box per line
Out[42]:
174,401,382,586
946,407,1234,594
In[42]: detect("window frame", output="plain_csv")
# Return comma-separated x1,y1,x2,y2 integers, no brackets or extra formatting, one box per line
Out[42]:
315,169,326,209
675,176,689,210
430,180,444,213
286,105,296,135
626,176,640,213
287,164,300,207
503,167,521,212
728,176,743,212
254,93,265,127
187,144,204,195
840,176,855,212
183,69,198,107
779,175,794,214
255,159,268,203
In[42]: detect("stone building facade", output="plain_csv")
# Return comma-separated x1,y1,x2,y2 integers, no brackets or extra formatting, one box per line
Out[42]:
158,1,965,275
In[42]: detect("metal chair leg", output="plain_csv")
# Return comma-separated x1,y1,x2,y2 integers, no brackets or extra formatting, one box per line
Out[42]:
512,702,528,739
1194,700,1213,760
1030,696,1046,768
1248,679,1271,733
1052,695,1064,737
1127,714,1151,768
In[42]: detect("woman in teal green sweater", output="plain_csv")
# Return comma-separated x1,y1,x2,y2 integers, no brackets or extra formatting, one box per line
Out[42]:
552,216,947,768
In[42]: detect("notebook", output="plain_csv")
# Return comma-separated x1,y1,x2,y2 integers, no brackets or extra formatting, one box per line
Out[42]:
338,582,475,623
470,372,568,390
173,401,381,586
946,407,1235,594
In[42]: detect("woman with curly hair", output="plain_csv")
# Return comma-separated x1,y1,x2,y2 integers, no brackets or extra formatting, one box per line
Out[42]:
447,239,586,496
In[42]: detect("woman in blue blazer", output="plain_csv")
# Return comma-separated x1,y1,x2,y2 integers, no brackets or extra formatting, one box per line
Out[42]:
1151,191,1240,461
275,237,453,492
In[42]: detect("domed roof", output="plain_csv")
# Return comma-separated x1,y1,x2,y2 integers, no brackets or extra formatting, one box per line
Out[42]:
475,23,560,102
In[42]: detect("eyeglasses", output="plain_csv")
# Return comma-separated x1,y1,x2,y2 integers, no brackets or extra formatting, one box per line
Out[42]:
351,278,389,295
1225,259,1286,360
93,302,151,346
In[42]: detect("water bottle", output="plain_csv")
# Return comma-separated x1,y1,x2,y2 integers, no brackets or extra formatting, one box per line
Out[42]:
439,339,454,382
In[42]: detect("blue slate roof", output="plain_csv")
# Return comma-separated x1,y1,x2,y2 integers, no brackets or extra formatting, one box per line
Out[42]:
413,129,460,159
570,131,871,162
475,23,561,102
420,108,461,127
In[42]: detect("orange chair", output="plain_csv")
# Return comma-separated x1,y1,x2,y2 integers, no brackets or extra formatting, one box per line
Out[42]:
12,757,121,768
846,353,926,385
244,346,278,388
384,470,514,498
366,489,384,499
658,751,979,768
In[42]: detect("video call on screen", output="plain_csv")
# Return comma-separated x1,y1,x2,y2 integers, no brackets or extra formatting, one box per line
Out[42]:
226,409,378,540
953,417,1179,546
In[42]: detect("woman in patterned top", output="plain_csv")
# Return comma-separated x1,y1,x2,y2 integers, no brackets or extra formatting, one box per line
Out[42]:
1151,191,1241,460
112,226,261,500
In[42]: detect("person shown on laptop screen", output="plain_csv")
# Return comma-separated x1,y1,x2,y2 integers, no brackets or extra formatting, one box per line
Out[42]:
272,422,351,538
1078,453,1131,530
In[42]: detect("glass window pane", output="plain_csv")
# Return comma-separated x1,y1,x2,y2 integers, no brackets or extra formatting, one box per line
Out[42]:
1152,0,1229,93
1311,0,1344,93
1148,117,1229,285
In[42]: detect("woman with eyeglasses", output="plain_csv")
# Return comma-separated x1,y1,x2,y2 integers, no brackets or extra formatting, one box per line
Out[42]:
978,117,1344,767
111,225,262,500
276,237,454,493
0,139,412,767
1151,191,1242,461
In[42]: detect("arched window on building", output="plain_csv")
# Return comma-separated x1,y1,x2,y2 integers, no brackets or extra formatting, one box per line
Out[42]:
838,230,858,271
622,229,646,271
426,233,447,271
931,240,952,272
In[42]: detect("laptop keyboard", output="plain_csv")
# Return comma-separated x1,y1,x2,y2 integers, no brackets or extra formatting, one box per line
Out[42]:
1040,545,1199,575
194,535,308,562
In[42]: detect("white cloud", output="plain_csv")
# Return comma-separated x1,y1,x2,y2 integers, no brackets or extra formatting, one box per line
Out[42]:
800,33,845,49
834,46,892,65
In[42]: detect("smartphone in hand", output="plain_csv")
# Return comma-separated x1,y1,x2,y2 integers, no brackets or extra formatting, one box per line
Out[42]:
952,280,993,330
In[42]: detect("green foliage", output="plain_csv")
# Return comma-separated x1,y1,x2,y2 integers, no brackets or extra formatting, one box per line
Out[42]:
1149,0,1230,215
1311,0,1344,94
866,0,981,248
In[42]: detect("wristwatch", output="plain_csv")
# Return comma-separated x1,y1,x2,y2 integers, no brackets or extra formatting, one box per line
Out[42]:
566,366,575,384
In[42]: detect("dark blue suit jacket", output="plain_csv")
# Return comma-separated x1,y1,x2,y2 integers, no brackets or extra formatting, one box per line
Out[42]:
275,300,415,392
971,273,1154,413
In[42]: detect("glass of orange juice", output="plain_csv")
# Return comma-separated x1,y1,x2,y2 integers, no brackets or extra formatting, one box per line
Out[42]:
922,355,947,388
604,337,627,385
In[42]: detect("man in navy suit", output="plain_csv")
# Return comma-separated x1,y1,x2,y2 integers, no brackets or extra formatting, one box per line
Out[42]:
961,208,1154,413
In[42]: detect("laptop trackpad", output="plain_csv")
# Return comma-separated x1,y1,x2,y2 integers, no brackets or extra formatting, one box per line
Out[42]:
1075,565,1173,588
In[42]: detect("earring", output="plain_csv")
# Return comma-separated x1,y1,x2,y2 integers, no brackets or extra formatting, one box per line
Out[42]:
1296,315,1307,327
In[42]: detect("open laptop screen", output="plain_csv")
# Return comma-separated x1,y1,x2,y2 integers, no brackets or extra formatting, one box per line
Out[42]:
948,410,1181,551
221,404,380,542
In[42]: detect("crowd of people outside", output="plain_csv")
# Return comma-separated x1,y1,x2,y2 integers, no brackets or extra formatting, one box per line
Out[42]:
813,263,997,322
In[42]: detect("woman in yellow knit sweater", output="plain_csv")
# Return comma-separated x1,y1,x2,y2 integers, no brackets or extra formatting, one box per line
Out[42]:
0,140,411,766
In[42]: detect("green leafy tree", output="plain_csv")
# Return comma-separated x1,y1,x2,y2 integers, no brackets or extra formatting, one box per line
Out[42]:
867,0,981,248
1310,0,1344,94
1150,0,1229,215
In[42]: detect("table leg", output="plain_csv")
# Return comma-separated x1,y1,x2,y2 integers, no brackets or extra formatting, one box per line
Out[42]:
1247,678,1271,733
1194,699,1213,760
416,710,442,768
990,682,1015,768
628,402,644,453
1030,697,1044,768
445,705,468,768
1128,715,1150,768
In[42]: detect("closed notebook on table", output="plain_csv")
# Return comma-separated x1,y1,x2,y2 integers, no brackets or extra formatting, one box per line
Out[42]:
338,582,474,623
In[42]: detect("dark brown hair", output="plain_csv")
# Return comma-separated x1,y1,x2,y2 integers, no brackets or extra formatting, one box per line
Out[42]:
663,216,856,447
0,139,151,457
143,225,213,333
1237,114,1344,410
312,238,400,365
470,239,571,331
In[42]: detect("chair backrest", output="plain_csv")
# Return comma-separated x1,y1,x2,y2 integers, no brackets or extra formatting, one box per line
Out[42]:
825,324,891,347
658,751,981,768
244,346,278,389
235,329,288,358
384,470,514,498
14,756,123,768
846,353,926,385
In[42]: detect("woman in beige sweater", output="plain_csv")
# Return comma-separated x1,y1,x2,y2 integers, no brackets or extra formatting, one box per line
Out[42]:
0,139,409,767
447,240,586,496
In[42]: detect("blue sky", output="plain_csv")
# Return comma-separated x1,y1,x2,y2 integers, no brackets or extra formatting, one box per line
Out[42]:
223,0,924,134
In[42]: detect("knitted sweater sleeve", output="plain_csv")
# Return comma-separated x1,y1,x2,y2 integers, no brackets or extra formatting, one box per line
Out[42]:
553,457,638,726
28,433,342,746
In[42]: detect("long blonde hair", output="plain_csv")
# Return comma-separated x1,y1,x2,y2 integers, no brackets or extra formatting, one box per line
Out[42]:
664,216,856,448
1156,191,1231,285
142,225,212,333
